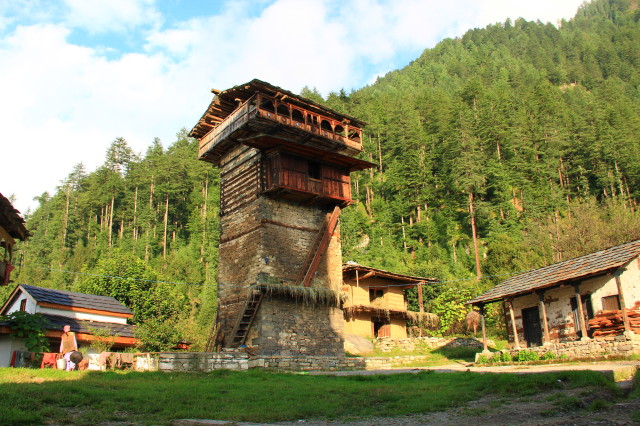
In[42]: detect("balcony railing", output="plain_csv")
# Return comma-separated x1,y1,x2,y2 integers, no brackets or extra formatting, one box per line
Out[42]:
198,93,363,160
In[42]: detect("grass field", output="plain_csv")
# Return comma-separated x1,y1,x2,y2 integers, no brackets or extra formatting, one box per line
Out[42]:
0,367,619,425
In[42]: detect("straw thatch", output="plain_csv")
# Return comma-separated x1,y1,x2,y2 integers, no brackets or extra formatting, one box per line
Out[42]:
254,283,346,307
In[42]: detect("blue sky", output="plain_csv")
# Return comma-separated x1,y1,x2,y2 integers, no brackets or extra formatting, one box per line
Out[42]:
1,0,586,213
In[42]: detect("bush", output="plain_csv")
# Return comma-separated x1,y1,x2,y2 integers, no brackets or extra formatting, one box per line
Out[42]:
499,351,513,362
542,351,557,360
517,350,540,362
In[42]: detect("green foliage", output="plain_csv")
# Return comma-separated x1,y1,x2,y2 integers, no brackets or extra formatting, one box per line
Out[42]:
1,311,50,354
135,317,182,352
87,326,118,354
428,286,475,334
517,350,541,362
542,351,558,360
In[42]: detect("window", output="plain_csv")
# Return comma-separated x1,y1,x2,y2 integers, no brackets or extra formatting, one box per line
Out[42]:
602,295,621,311
369,289,384,302
19,299,27,311
308,161,321,180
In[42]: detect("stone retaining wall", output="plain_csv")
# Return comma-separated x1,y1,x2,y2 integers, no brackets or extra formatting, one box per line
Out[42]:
375,336,493,352
159,350,249,372
509,333,640,358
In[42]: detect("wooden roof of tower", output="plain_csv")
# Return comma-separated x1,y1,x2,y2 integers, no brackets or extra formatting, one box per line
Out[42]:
189,79,374,171
0,193,30,241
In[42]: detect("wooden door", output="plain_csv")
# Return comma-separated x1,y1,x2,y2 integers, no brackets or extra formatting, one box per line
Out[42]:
522,306,542,347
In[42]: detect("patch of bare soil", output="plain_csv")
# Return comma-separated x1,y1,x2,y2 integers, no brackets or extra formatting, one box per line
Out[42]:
269,387,640,426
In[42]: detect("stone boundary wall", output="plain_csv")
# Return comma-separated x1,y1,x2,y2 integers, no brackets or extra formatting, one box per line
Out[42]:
503,333,640,359
375,336,494,352
159,350,249,372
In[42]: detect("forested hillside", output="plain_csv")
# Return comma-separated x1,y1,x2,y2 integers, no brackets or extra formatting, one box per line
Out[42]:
9,0,640,345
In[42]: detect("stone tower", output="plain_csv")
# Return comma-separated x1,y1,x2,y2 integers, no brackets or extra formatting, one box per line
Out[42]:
190,80,372,357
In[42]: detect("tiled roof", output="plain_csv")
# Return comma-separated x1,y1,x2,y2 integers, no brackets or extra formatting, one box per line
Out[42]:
469,239,640,305
41,314,136,338
20,284,133,316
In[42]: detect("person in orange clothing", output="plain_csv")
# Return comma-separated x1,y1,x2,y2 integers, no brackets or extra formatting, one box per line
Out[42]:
59,325,78,371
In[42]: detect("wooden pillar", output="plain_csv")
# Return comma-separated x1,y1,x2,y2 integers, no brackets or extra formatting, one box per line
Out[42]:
479,304,488,352
506,299,520,349
537,291,551,345
573,283,589,339
417,283,424,313
614,270,631,333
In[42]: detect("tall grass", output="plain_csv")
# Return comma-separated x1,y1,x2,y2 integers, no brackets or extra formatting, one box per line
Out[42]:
0,367,616,425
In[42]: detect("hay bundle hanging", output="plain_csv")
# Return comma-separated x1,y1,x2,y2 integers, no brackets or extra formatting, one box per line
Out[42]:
407,311,439,329
255,283,346,307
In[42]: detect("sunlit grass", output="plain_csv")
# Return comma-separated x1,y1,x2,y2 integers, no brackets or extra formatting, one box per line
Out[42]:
0,367,616,425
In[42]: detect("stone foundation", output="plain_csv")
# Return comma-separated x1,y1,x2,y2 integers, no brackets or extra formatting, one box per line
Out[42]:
508,334,640,358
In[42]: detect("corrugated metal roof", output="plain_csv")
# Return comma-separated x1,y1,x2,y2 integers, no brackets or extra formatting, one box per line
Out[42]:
469,239,640,305
20,284,133,316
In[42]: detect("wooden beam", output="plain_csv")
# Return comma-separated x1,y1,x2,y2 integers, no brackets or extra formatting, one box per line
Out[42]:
573,283,589,339
537,291,551,345
479,304,488,352
417,283,424,313
614,269,631,333
507,299,520,349
37,302,133,319
296,206,341,287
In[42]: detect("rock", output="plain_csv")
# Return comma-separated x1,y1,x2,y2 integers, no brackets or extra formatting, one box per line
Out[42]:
344,334,374,355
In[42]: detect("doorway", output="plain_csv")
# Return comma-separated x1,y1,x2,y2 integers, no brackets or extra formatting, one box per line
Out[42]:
522,306,543,347
373,319,390,338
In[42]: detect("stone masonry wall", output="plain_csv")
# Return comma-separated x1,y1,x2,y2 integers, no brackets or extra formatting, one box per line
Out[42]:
374,337,493,352
253,296,344,356
504,333,640,359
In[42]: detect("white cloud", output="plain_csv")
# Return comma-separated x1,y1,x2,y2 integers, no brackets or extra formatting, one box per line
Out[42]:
63,0,162,33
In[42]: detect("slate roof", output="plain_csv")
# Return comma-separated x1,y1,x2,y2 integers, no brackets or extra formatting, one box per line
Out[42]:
342,263,437,286
469,239,640,305
42,314,136,338
17,284,133,316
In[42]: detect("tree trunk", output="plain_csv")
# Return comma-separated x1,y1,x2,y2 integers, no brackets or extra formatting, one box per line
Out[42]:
132,186,138,240
61,185,70,247
108,196,115,248
162,193,169,259
469,191,482,280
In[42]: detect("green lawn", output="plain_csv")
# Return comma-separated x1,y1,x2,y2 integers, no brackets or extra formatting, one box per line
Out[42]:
0,367,617,425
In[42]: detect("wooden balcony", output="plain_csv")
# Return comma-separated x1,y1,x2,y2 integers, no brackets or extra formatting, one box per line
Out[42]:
198,93,364,164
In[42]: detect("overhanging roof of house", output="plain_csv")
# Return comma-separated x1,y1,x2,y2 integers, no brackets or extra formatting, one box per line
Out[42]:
0,284,133,317
468,239,640,305
42,313,136,339
0,192,29,241
342,263,437,287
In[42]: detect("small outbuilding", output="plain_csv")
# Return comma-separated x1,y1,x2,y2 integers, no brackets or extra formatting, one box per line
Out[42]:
342,263,437,339
468,239,640,349
0,284,137,367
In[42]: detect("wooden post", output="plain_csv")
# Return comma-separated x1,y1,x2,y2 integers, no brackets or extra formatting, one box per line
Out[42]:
573,283,589,340
537,291,551,345
507,299,520,349
614,270,631,333
479,304,488,352
417,283,424,313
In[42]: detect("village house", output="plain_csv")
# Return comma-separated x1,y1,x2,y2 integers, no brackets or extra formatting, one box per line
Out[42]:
342,263,437,339
468,239,640,351
0,193,29,286
0,284,137,367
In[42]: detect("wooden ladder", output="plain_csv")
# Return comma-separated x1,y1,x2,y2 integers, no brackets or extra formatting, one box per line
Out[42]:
295,206,341,287
229,289,263,348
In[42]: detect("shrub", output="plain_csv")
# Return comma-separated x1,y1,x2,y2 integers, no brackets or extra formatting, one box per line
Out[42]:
517,350,540,362
542,351,557,360
499,351,513,362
